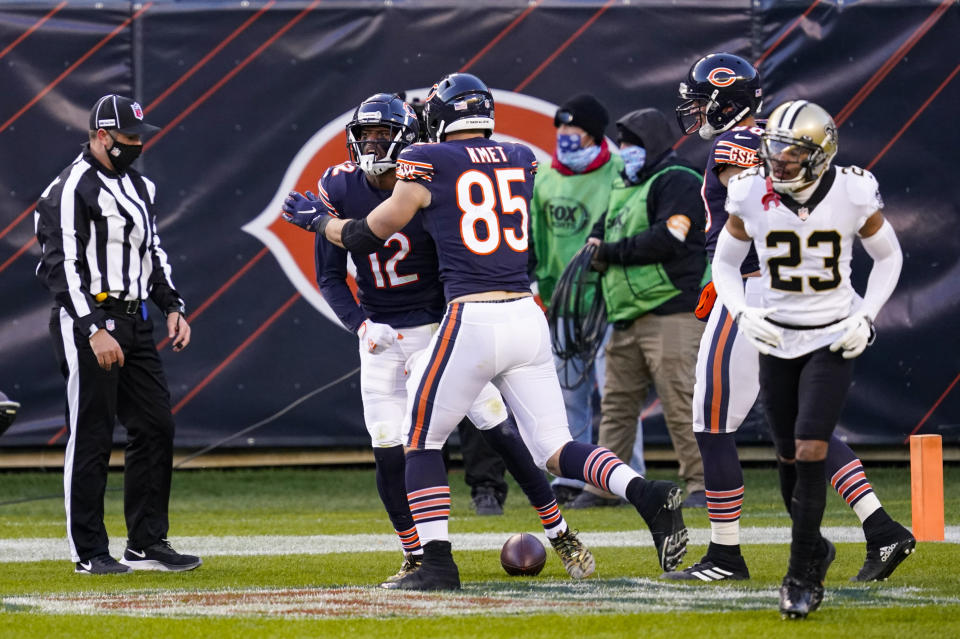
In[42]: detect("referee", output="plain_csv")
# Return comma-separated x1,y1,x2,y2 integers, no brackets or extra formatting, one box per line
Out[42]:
35,94,201,575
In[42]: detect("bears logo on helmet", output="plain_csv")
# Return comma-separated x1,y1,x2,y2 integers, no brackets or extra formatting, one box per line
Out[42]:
677,52,762,140
706,66,738,88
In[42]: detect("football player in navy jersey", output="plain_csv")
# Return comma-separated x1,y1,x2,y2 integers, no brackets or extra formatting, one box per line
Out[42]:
666,53,914,584
282,93,596,585
315,73,688,591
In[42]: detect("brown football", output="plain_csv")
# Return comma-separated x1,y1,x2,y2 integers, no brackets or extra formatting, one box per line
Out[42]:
500,532,547,576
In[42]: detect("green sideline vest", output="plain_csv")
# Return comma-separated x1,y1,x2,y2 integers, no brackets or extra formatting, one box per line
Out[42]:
602,165,704,322
530,155,624,312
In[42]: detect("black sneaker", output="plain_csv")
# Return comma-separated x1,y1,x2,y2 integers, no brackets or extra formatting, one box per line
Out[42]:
381,540,460,591
471,488,503,516
568,490,625,509
779,574,820,620
851,533,916,582
551,484,582,506
809,537,836,612
661,554,750,581
75,553,132,575
680,490,707,508
633,480,688,572
119,539,202,572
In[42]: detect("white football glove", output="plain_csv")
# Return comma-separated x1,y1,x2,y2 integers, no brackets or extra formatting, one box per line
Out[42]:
829,312,875,359
734,307,783,355
357,319,399,354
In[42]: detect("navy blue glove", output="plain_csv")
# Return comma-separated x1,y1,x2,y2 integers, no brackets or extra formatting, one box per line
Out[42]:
281,190,324,232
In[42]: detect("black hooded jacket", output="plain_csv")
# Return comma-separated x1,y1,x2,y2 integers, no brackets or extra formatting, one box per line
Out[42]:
589,108,707,316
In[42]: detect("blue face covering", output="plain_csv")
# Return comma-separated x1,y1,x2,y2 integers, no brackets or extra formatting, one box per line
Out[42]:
556,133,601,173
620,145,646,183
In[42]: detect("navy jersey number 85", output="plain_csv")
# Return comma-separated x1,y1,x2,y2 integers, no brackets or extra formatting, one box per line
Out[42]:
396,138,538,301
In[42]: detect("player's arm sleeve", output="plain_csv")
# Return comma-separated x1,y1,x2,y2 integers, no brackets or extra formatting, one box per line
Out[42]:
316,232,366,333
596,171,704,265
34,180,106,337
858,218,902,321
711,224,753,316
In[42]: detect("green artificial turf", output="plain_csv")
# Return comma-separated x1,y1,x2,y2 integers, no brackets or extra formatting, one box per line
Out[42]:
1,465,957,638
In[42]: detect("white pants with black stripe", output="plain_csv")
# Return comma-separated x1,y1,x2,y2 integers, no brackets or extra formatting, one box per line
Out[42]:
402,297,572,469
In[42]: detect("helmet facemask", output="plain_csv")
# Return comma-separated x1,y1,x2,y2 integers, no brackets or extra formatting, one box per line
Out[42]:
345,94,420,177
676,84,757,140
347,122,410,176
675,53,762,140
760,136,824,192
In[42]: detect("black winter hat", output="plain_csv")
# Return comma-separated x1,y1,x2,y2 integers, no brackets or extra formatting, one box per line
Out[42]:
89,94,159,135
554,94,609,143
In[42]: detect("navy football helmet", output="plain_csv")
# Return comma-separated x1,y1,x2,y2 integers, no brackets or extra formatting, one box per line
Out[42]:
423,73,494,142
676,53,763,140
346,93,420,176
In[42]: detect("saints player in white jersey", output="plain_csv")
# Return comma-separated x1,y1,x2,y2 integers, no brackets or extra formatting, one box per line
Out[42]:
711,100,904,619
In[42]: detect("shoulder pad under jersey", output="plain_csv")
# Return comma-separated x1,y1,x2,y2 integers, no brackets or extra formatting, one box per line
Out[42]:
841,165,883,209
317,161,361,216
726,166,763,203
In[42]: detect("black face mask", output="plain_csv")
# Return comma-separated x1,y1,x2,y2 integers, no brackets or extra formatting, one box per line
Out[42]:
105,133,142,173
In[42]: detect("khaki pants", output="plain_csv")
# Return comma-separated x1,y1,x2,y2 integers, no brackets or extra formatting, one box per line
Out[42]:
586,312,705,498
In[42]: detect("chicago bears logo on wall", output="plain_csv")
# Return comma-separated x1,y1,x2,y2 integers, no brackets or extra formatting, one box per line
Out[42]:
244,89,559,328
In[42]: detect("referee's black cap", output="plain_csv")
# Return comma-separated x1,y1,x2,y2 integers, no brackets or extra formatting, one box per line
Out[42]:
89,94,160,135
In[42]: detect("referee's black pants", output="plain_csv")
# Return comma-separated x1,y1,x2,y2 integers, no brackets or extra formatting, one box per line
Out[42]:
50,305,175,563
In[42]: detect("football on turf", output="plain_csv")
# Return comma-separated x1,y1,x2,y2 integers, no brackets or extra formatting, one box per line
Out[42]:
500,533,547,576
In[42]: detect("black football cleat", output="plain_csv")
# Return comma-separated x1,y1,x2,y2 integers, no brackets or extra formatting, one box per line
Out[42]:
381,552,423,586
809,537,836,612
779,575,820,620
549,528,595,579
851,533,916,582
381,540,460,591
634,479,688,572
661,554,750,581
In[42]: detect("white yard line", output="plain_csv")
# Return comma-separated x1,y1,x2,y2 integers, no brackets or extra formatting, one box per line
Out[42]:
2,526,958,563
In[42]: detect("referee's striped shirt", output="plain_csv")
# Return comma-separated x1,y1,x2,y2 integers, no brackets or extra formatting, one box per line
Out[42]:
35,144,183,337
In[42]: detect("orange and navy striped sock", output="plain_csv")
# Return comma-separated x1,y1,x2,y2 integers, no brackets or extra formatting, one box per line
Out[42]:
706,485,744,545
396,526,422,555
405,449,451,543
535,500,566,537
827,437,881,522
697,432,744,546
559,442,638,497
374,445,419,547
